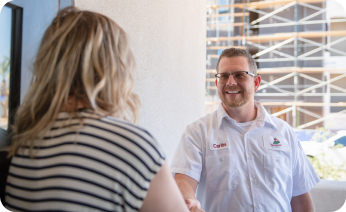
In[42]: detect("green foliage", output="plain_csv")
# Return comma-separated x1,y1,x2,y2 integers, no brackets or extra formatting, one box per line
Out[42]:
0,56,10,81
308,154,346,181
307,127,346,180
333,143,345,149
311,127,335,143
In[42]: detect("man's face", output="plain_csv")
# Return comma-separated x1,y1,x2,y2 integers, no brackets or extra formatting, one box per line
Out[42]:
216,56,260,108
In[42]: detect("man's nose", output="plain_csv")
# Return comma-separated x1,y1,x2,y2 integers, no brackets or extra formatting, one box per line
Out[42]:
226,75,237,86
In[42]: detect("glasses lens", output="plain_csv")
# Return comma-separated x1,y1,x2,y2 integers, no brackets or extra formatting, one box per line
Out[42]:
233,72,247,82
218,74,229,83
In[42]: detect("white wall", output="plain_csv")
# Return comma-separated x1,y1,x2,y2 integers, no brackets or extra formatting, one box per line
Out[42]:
74,0,206,163
8,0,205,162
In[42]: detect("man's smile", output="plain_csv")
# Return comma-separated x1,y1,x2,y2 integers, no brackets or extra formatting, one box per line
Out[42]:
225,90,241,94
224,86,243,95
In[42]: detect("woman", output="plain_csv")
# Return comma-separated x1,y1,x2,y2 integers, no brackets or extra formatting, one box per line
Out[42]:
5,7,200,212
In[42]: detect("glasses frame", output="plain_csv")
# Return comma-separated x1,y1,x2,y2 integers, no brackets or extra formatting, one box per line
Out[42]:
215,71,256,83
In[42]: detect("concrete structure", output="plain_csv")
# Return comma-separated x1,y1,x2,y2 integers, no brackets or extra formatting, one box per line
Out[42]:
206,0,346,131
311,179,346,212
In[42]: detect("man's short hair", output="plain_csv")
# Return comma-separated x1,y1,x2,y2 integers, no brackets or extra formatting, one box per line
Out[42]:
216,48,257,75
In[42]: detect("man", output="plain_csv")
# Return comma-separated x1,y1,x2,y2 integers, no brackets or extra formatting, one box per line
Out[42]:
170,48,320,212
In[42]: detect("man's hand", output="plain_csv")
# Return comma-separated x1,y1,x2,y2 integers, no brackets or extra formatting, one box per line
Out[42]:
186,198,203,211
174,174,205,212
190,206,205,212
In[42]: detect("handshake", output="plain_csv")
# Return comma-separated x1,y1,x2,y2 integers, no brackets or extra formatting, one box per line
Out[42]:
186,198,205,212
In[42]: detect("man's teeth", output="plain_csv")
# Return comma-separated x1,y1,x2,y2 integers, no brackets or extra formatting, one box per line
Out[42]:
226,91,240,94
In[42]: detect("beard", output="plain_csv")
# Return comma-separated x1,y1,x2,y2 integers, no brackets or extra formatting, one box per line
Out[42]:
218,85,253,108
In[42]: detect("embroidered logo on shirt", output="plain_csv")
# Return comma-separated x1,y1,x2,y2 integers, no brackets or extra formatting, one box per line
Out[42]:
271,138,282,148
273,138,280,144
263,136,290,151
209,140,230,150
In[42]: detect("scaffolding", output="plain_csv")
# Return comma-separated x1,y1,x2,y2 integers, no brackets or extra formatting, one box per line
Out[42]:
206,0,346,130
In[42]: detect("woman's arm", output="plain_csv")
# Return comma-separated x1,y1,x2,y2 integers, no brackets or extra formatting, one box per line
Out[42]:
174,173,202,211
291,192,315,212
139,161,201,212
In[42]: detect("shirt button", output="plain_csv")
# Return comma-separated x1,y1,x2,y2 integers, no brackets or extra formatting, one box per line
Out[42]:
248,156,252,160
276,158,280,162
255,204,260,209
251,179,255,184
219,158,224,161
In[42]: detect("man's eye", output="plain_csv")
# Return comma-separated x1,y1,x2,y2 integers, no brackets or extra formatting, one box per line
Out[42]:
220,74,229,79
235,73,246,78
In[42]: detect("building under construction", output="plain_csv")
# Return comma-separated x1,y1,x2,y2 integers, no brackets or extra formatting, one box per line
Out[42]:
206,0,346,130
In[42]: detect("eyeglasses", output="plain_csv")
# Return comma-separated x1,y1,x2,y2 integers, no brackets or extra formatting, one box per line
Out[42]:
215,71,256,84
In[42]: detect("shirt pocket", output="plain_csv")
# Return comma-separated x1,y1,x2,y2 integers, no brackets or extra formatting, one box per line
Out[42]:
206,154,239,191
264,154,290,192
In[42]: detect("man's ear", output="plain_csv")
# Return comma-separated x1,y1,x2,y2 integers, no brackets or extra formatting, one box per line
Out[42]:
254,75,261,92
215,79,218,87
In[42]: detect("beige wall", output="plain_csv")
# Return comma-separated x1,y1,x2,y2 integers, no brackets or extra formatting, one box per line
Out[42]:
75,0,206,163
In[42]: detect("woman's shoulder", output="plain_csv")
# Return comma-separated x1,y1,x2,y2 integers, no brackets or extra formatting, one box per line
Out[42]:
83,114,166,161
53,111,166,162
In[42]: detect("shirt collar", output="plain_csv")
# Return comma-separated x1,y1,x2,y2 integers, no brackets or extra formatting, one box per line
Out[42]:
254,101,278,130
216,101,278,130
216,103,232,129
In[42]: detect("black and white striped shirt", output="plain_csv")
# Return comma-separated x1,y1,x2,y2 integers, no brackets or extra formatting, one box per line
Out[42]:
5,111,166,212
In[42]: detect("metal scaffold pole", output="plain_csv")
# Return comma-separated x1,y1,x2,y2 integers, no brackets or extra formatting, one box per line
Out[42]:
293,1,299,128
205,0,346,129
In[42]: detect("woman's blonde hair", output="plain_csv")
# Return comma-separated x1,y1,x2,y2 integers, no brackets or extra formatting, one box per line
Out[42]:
9,7,140,157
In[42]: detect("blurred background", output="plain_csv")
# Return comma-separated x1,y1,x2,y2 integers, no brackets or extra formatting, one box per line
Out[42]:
0,5,11,130
205,0,346,180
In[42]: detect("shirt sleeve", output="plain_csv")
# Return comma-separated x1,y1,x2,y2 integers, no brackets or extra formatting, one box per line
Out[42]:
170,126,203,182
291,134,320,196
124,128,166,210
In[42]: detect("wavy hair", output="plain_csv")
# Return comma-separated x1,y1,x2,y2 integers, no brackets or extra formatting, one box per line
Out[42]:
9,7,140,157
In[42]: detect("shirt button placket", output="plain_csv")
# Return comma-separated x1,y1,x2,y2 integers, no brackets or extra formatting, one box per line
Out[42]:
245,133,262,212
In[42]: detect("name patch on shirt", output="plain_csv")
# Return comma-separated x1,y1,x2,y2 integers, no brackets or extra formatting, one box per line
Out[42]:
209,140,230,150
263,136,290,151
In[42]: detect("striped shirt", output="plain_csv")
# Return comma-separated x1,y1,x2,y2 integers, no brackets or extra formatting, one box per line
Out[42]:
5,111,166,212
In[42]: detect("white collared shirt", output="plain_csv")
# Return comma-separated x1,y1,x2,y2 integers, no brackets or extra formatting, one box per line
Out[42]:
170,101,320,212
